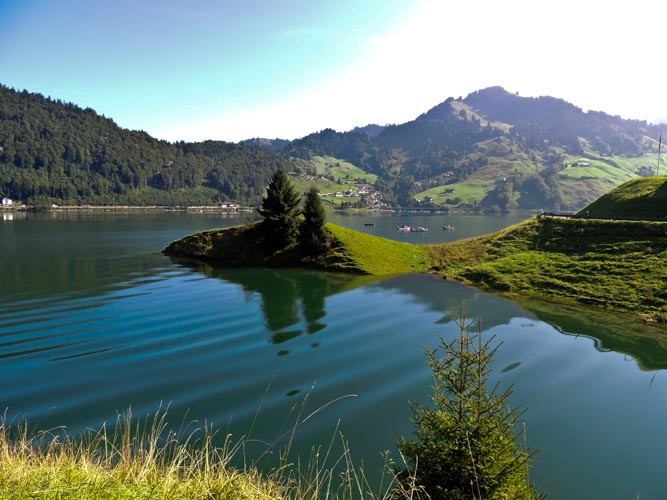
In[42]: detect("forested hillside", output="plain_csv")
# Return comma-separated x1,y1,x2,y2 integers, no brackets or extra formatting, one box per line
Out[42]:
0,85,290,206
1,83,664,210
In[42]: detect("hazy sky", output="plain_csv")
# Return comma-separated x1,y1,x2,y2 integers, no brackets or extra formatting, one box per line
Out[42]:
2,0,666,142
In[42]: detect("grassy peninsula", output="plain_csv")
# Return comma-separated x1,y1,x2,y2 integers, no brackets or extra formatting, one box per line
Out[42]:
164,222,430,276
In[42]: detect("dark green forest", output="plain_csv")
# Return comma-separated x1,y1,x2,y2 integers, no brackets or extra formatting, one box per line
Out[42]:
0,85,290,206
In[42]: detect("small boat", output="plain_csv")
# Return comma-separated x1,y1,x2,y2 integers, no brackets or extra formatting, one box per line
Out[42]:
364,223,375,226
396,224,411,231
410,226,429,232
443,224,455,230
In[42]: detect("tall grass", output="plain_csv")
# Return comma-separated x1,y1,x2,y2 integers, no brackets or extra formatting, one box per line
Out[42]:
0,402,414,499
0,408,282,498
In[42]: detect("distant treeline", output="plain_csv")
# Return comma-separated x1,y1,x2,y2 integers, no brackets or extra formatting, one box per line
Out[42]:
0,85,290,206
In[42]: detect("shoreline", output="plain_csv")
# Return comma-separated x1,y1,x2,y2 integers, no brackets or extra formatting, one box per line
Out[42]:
2,204,539,216
2,205,255,213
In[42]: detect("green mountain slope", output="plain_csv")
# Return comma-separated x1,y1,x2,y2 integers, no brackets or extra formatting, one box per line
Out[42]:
287,87,665,211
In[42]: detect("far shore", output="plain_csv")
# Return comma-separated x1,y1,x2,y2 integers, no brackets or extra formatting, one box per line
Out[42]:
2,204,539,216
2,205,255,213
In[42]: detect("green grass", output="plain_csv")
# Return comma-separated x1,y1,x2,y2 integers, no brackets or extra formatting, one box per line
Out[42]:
604,154,663,173
0,411,283,499
429,217,667,322
414,140,542,208
448,101,513,133
413,150,659,211
415,179,492,205
309,156,378,183
289,176,352,197
560,157,636,180
321,195,362,207
327,223,431,275
556,155,645,210
0,408,413,499
579,176,667,218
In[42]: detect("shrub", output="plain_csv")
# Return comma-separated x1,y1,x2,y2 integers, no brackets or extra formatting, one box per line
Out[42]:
397,307,537,499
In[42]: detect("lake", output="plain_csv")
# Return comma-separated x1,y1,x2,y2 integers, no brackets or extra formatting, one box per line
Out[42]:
2,211,667,499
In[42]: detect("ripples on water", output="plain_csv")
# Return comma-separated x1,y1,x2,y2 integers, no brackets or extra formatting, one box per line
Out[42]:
2,212,667,499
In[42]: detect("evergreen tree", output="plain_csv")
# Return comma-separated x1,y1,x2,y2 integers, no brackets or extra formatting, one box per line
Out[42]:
301,187,328,252
397,307,536,499
258,169,301,248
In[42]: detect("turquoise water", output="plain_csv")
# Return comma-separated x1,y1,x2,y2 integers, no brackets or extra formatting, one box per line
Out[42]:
1,211,666,498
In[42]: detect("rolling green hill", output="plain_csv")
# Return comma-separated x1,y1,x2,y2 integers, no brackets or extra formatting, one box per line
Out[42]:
577,176,667,218
288,155,378,207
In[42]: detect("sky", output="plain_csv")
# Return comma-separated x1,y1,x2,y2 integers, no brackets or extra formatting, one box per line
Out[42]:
2,0,667,142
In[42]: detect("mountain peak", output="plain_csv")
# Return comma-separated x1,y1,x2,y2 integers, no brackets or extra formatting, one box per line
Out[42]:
465,86,515,100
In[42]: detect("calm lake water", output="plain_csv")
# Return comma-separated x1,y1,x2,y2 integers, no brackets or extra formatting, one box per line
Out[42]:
2,211,667,499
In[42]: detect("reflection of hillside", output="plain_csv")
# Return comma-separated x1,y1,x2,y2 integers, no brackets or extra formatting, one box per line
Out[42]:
367,273,529,331
1,212,211,299
182,263,376,343
0,253,165,301
521,299,667,371
374,274,667,371
171,263,667,371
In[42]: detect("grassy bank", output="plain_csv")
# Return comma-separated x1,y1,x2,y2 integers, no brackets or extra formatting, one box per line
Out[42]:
0,413,283,499
429,216,667,322
326,224,430,275
0,410,404,499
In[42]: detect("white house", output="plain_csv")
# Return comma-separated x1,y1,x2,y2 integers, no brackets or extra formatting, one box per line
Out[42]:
1,197,13,207
220,202,239,210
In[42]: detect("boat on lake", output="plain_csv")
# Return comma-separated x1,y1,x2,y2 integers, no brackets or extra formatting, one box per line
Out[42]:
396,224,411,231
364,223,375,226
443,224,455,230
410,226,429,232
